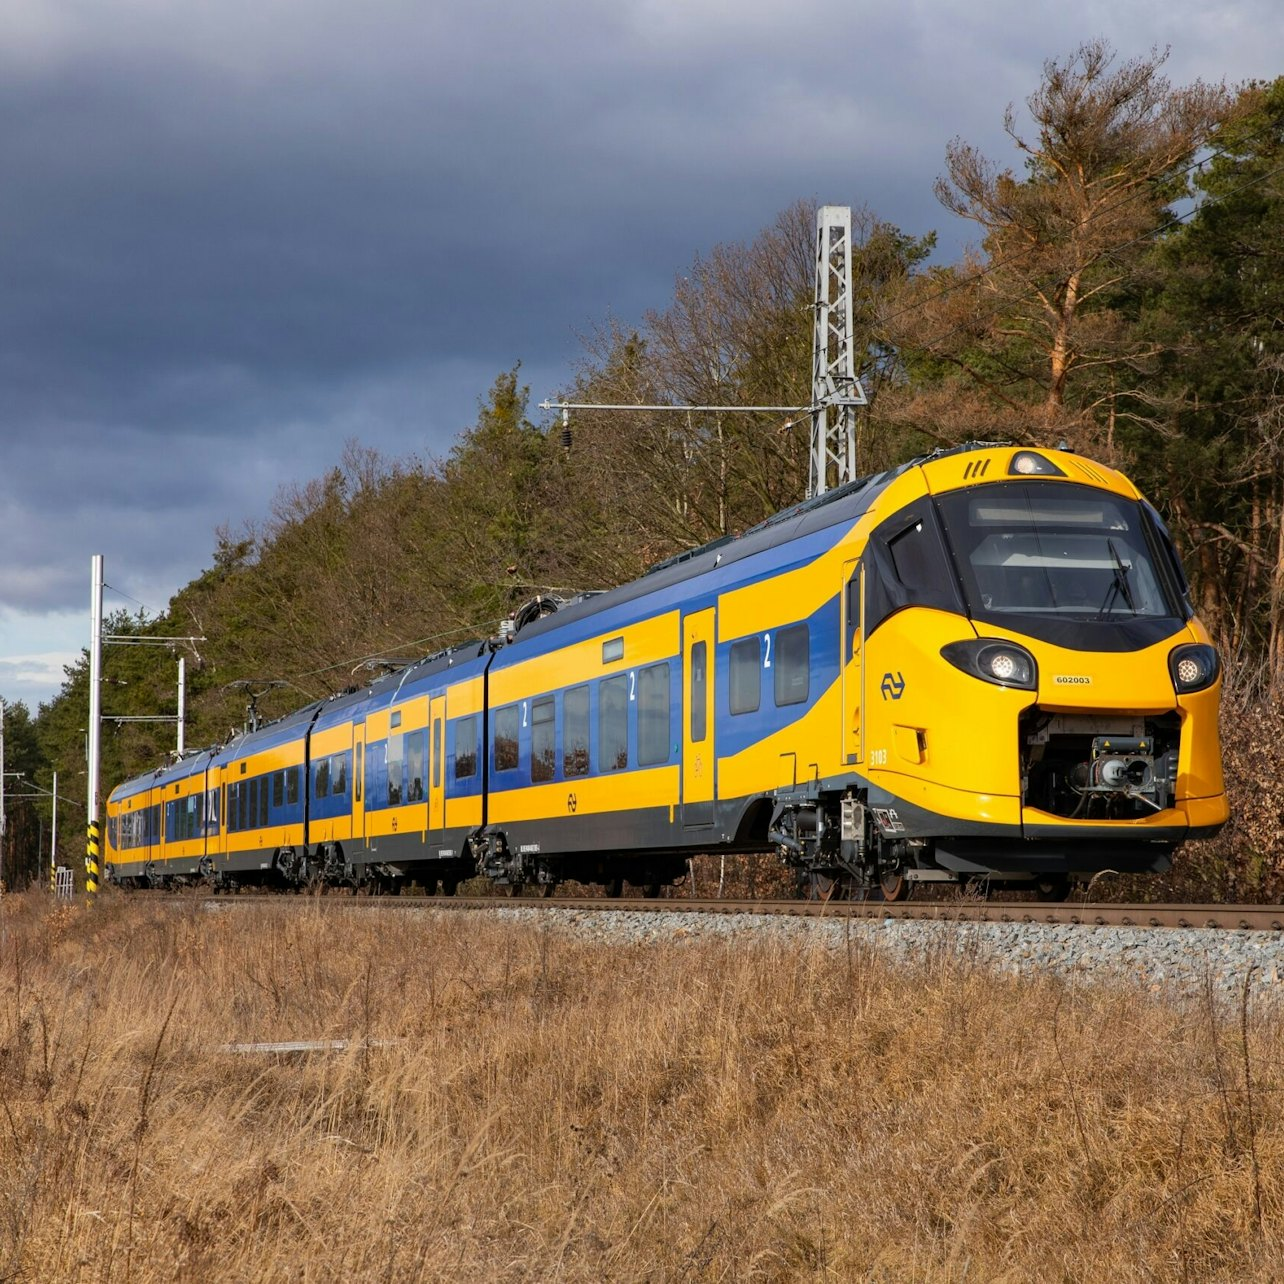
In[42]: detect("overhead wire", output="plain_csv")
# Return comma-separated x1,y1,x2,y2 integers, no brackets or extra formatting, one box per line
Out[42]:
102,581,165,618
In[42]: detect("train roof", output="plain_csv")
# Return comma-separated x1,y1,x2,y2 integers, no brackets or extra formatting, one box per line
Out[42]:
357,640,490,711
504,452,915,652
219,698,326,761
109,741,225,802
151,745,221,786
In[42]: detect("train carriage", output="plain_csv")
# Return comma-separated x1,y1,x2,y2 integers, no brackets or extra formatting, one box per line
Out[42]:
304,685,367,884
480,602,687,892
359,645,490,892
219,702,320,885
106,745,223,885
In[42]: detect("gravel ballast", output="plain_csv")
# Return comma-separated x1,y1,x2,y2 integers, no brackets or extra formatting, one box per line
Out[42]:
482,904,1284,1006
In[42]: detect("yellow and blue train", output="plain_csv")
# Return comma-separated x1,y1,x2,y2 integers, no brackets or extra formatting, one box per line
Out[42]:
105,443,1228,899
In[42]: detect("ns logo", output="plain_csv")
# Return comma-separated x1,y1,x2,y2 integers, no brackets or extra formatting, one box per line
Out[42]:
880,671,906,701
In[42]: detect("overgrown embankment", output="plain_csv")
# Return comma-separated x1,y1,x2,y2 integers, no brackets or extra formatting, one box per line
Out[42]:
1,895,1281,1281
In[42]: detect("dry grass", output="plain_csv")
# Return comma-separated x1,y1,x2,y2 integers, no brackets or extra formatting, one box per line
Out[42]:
1,892,1282,1282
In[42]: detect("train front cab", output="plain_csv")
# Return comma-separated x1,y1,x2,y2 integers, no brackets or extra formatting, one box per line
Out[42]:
852,446,1228,889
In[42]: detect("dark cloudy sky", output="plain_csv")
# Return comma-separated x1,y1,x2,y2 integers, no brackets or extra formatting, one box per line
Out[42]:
1,0,1279,709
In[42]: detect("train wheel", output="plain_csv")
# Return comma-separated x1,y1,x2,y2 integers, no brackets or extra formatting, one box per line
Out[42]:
642,882,662,899
878,868,909,902
804,873,838,902
603,876,624,899
1033,876,1072,902
504,882,524,898
441,878,458,897
538,882,554,899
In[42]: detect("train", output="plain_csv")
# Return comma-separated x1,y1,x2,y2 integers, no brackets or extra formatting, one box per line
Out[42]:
104,441,1228,900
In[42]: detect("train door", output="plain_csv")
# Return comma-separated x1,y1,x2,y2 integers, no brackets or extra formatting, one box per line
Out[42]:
212,768,227,866
681,607,716,827
203,766,218,864
353,729,366,849
841,559,863,765
429,695,446,832
148,787,160,874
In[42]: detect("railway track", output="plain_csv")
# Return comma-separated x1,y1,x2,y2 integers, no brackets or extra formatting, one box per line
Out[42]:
183,891,1284,932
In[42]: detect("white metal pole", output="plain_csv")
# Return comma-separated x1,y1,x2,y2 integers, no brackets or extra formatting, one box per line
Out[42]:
87,555,103,898
51,769,58,895
177,656,186,756
0,697,5,906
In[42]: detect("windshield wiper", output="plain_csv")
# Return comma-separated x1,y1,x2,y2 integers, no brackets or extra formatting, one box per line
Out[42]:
1097,538,1136,618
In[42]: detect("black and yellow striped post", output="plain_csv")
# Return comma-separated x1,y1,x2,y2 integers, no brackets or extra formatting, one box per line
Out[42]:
86,820,101,899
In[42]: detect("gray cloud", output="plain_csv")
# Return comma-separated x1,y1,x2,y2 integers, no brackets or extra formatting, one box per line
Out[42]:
0,0,1280,704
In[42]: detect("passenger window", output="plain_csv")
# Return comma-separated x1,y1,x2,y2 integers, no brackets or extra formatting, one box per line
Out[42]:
433,718,442,789
332,753,348,796
637,663,670,766
387,734,403,805
690,641,707,743
600,675,628,771
846,575,862,660
315,758,330,799
729,637,761,715
259,780,269,827
494,705,519,772
273,771,284,808
774,624,809,707
564,685,589,776
407,732,424,802
455,716,478,780
531,698,555,783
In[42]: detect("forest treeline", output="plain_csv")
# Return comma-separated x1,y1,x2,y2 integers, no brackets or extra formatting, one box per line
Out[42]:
7,41,1284,894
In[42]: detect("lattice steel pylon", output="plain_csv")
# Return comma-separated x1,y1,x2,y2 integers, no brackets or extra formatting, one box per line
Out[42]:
809,205,867,498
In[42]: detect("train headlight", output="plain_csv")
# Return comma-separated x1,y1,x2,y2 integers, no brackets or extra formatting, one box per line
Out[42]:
1009,450,1066,477
1169,643,1220,694
941,639,1038,690
988,651,1020,681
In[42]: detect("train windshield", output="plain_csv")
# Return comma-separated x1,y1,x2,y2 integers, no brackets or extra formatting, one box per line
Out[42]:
937,483,1181,621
